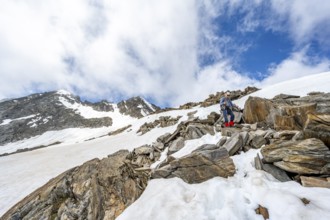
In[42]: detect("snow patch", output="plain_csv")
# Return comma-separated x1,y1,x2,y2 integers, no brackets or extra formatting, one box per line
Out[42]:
141,97,156,111
0,115,36,126
56,90,72,96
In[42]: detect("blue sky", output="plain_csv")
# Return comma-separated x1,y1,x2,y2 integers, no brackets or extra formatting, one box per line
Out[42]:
0,0,330,107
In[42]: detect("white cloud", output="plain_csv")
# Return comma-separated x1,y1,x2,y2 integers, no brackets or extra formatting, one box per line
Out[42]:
0,0,330,107
180,61,255,106
261,49,330,86
270,0,330,46
0,0,206,106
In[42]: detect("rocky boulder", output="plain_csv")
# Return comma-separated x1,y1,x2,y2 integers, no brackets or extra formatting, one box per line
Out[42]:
137,116,181,135
1,150,149,220
168,137,185,154
304,113,330,147
243,93,330,131
243,96,274,124
261,138,330,175
300,176,330,188
117,96,160,118
184,123,215,139
222,133,243,156
151,148,235,184
273,103,316,130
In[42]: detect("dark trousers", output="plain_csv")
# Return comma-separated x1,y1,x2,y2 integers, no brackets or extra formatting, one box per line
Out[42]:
222,108,235,123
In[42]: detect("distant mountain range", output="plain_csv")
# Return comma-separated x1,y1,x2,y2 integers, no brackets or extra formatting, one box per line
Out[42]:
0,90,159,146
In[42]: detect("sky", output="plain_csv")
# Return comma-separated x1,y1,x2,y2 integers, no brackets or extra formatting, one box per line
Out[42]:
0,0,330,107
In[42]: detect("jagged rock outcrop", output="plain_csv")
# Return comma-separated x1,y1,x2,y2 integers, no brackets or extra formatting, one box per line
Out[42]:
254,153,291,182
151,148,235,183
0,91,113,146
128,145,161,168
243,93,330,132
261,138,330,175
304,113,330,147
168,137,185,154
0,92,160,147
137,116,181,135
243,97,274,124
179,87,259,109
1,150,149,220
117,97,160,118
222,133,243,156
300,176,330,188
156,115,217,149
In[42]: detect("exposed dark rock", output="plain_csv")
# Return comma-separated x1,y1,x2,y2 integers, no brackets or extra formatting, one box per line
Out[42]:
273,130,299,140
108,125,132,136
301,197,310,205
273,103,316,130
254,154,291,182
300,176,330,188
261,138,330,175
255,205,269,220
243,96,274,124
86,100,115,112
243,93,330,130
151,148,235,184
117,96,160,118
240,131,250,146
156,133,172,143
193,144,219,152
303,113,330,147
222,133,243,156
273,94,300,100
250,135,267,149
216,137,228,147
0,92,161,147
221,127,241,137
1,150,149,220
0,91,113,146
184,123,215,139
179,87,259,109
168,137,185,154
137,116,181,135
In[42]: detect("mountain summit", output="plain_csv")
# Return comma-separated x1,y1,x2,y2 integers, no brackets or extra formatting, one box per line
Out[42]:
0,90,159,146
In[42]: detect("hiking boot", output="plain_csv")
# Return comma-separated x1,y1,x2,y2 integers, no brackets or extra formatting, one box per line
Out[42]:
224,122,229,127
229,121,234,127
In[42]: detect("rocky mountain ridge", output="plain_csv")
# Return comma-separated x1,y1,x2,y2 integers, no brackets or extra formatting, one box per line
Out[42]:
0,91,159,146
2,90,329,219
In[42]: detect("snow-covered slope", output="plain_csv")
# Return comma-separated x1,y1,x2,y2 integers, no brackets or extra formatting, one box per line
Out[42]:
235,71,330,108
0,72,330,218
0,90,158,154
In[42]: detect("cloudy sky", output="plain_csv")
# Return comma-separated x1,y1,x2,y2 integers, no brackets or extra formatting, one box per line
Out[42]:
1,0,330,107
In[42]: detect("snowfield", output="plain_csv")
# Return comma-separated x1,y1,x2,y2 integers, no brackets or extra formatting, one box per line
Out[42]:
0,72,330,218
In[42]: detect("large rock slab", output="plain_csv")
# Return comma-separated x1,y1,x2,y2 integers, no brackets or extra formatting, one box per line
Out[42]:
300,176,330,188
304,113,330,147
168,137,185,154
261,138,330,175
2,150,149,220
222,133,243,156
254,154,291,182
184,123,215,140
151,148,235,184
273,103,316,130
243,93,330,130
243,96,274,124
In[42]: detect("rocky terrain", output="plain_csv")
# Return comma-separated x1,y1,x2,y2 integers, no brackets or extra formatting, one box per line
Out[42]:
0,91,159,146
1,90,330,219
